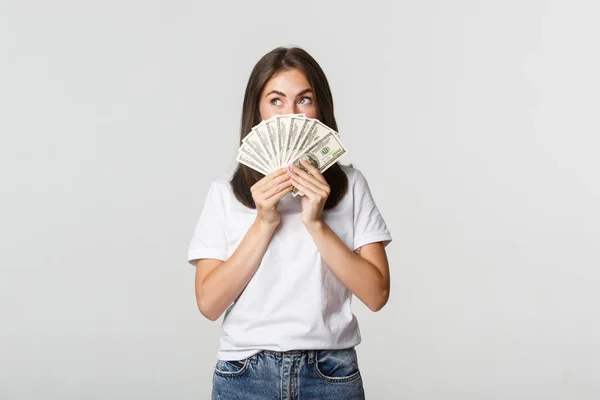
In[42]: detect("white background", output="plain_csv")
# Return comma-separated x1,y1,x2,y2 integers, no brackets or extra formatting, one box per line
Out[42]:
1,1,599,399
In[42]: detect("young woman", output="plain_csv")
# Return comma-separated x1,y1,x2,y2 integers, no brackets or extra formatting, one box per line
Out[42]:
188,46,392,399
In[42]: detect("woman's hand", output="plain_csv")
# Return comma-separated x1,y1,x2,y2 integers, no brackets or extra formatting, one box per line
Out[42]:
288,158,330,226
251,168,293,226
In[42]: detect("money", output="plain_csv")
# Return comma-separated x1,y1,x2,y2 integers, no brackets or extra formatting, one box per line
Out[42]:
237,114,347,196
289,131,347,196
285,115,313,166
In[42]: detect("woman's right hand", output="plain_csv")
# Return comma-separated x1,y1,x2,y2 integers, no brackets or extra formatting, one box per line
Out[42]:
251,168,293,225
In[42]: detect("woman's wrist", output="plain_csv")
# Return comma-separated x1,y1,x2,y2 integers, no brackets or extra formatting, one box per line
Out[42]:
254,216,280,233
303,218,325,234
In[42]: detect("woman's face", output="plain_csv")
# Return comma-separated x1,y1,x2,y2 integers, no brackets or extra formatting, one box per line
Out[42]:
258,68,318,121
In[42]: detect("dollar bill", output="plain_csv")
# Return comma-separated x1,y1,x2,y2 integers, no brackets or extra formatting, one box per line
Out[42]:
251,124,277,171
278,113,305,166
276,115,291,166
286,117,316,166
237,140,271,172
241,120,277,170
236,152,270,176
264,119,280,168
288,119,336,165
289,131,347,196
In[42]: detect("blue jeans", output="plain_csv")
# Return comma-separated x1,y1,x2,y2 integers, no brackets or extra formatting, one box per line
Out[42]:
211,347,365,399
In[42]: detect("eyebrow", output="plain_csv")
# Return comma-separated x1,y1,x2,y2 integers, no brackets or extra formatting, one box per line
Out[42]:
264,88,313,98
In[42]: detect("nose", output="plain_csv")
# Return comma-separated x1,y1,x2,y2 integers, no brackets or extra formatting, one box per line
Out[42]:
282,103,300,115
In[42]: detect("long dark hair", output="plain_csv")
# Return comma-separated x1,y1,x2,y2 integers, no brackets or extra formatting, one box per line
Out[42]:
230,46,348,210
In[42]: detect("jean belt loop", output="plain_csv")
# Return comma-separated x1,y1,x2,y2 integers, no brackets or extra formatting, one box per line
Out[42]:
308,350,315,365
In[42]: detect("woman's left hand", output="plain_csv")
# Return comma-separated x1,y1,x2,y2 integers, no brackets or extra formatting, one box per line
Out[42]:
288,159,330,225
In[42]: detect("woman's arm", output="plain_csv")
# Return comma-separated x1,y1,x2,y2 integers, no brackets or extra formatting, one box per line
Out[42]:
305,221,390,311
195,169,292,321
195,219,278,321
288,160,391,311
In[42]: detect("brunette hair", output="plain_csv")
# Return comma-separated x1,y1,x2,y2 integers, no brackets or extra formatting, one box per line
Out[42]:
230,46,348,209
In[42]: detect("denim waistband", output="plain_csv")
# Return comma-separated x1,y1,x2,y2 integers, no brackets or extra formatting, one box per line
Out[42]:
252,349,317,364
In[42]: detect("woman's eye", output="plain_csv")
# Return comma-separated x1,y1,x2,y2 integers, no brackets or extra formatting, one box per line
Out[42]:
271,98,282,106
299,97,312,105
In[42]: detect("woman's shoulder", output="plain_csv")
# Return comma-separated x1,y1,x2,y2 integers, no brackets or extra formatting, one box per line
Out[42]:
205,173,235,199
339,163,369,187
212,173,233,187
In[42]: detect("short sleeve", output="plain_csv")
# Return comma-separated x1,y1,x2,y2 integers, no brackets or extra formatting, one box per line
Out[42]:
187,182,228,267
352,169,392,251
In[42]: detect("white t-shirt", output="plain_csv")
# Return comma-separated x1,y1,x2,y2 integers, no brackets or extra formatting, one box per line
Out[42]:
187,165,392,361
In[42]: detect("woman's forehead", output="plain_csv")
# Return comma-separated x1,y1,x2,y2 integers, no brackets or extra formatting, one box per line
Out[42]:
263,69,311,92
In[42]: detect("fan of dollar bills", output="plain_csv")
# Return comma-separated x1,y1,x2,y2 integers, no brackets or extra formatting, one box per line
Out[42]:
236,114,347,196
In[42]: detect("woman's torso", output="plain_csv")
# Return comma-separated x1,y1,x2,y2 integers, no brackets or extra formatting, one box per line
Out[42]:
215,165,361,361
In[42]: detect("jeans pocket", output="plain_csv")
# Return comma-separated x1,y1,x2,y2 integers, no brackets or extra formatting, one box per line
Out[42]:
314,348,361,383
213,358,250,378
